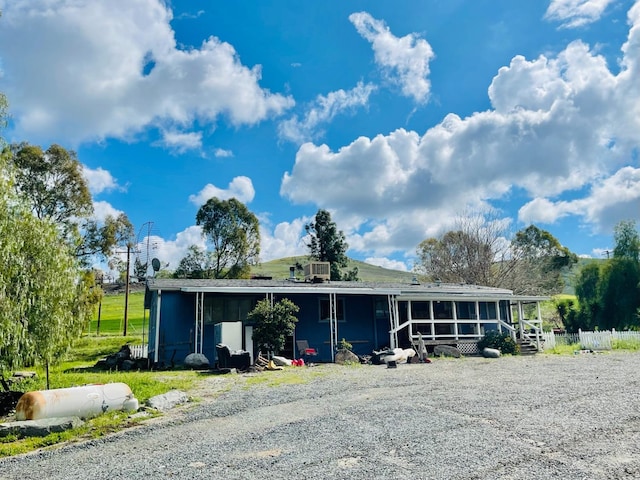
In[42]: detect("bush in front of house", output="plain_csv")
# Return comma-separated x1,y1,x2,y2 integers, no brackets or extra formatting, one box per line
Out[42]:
478,331,520,355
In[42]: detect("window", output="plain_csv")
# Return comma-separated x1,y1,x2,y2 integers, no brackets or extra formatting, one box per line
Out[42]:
411,301,431,319
456,302,476,320
374,297,390,321
319,297,345,322
204,296,254,325
478,302,497,320
433,301,453,319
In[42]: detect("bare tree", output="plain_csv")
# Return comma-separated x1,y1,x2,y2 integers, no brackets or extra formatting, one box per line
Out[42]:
415,211,575,295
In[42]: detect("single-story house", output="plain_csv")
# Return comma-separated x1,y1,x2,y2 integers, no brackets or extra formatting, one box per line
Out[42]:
144,265,547,366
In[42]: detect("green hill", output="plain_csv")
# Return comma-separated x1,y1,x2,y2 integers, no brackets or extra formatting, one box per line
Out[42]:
251,256,416,283
252,255,603,291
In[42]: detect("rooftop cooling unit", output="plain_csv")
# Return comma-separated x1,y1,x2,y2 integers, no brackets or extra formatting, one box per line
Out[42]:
304,262,330,282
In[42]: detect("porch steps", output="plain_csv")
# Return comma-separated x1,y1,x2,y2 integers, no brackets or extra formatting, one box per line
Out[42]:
517,339,539,355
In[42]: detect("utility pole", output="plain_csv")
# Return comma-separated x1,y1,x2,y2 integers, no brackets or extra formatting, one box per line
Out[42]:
123,243,131,336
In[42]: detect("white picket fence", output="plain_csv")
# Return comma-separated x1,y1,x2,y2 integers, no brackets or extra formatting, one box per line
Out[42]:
130,344,148,359
542,329,640,351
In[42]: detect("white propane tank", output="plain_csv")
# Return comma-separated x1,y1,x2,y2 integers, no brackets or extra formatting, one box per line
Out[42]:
15,383,138,421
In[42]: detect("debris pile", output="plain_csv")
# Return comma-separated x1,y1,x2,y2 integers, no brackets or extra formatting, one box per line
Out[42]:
94,345,148,371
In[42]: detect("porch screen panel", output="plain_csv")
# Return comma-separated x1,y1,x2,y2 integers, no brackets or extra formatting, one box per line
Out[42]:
411,301,430,319
433,301,453,319
478,302,496,320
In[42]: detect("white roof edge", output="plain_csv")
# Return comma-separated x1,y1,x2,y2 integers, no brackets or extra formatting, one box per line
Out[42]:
180,286,402,295
509,295,550,302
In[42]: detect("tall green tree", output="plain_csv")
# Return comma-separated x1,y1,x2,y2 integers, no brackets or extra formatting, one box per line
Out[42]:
248,298,299,355
0,152,92,387
173,245,217,279
573,221,640,331
572,262,602,331
613,220,640,261
195,197,260,279
305,209,358,281
510,225,578,294
599,220,640,329
6,142,133,265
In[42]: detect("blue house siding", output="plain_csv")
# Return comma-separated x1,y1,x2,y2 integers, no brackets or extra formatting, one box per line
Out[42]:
145,278,545,366
149,290,196,367
278,294,386,361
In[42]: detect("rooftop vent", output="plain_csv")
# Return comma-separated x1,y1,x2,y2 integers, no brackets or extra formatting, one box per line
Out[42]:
304,262,330,282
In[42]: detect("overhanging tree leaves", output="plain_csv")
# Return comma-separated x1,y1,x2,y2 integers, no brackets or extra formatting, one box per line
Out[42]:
305,209,358,281
195,197,260,279
248,298,299,355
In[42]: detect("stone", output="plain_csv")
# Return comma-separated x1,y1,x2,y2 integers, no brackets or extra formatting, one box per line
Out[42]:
434,345,462,358
335,349,360,364
0,417,84,438
146,390,189,412
184,353,210,369
483,347,501,358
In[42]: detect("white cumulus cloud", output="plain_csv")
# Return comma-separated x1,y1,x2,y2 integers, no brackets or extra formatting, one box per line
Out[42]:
189,176,255,206
545,0,616,28
0,0,294,146
349,11,435,103
282,3,640,257
278,82,376,144
83,166,121,195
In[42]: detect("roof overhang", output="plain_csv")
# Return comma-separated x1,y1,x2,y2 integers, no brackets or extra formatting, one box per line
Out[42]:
179,286,401,296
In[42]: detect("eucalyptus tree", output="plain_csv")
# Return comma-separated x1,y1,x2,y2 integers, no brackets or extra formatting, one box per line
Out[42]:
305,209,358,281
173,245,217,279
7,142,133,265
195,197,260,279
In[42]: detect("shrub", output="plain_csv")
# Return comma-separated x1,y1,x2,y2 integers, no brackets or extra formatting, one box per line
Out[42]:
478,331,520,355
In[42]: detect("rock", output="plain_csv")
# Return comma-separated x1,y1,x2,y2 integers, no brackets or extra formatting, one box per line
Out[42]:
434,345,462,358
184,353,210,369
483,347,501,358
335,349,360,364
146,390,189,412
0,417,84,438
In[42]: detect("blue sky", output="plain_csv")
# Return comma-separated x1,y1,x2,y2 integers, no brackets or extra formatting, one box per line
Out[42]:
1,0,639,274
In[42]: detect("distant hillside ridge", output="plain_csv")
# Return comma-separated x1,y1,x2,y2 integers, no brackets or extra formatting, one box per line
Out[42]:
252,256,601,292
251,256,416,283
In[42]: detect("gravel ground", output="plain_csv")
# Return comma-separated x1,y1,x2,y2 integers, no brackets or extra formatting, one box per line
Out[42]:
1,352,639,480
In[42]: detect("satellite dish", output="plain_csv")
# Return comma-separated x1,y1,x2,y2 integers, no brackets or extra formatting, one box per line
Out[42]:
151,258,161,272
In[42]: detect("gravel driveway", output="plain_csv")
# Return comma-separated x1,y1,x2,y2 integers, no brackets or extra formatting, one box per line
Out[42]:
1,352,639,480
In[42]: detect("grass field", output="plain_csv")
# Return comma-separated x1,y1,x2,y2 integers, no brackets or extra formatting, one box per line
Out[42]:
86,291,147,338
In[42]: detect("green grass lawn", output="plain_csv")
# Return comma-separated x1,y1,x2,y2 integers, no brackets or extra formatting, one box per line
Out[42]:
86,291,148,337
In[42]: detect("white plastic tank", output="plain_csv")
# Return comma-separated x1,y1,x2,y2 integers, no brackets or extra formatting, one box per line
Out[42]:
15,383,139,421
